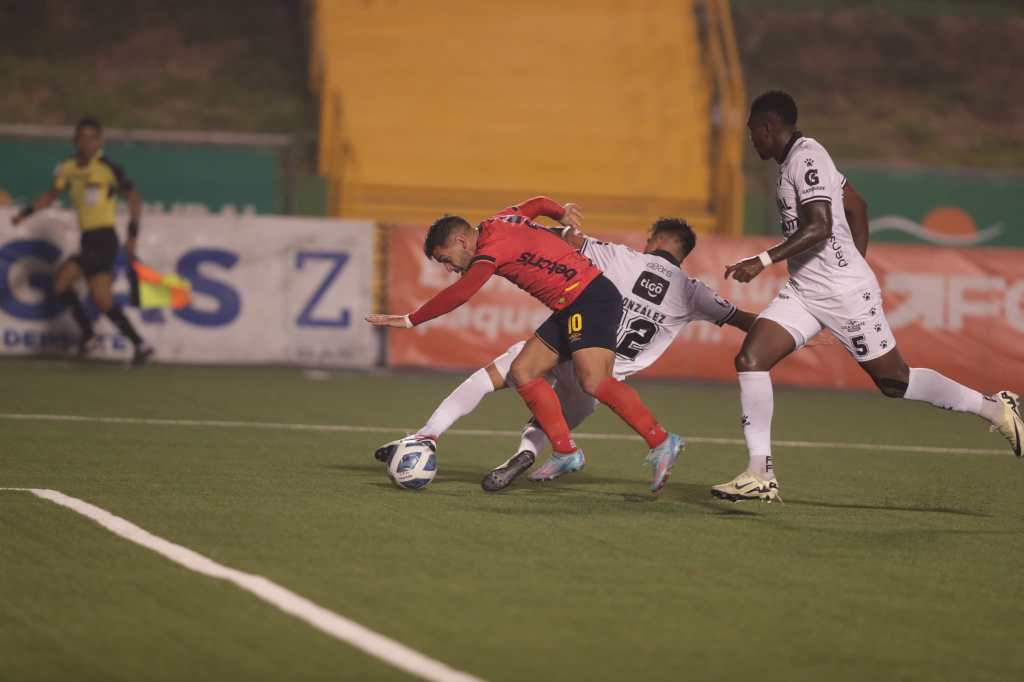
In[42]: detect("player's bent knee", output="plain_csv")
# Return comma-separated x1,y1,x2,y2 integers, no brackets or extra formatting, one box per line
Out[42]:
507,363,539,388
578,375,604,397
572,360,613,397
735,349,766,372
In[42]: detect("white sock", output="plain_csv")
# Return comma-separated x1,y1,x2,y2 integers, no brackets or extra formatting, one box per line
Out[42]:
418,368,495,439
903,367,997,422
749,454,774,480
518,421,548,455
739,371,774,478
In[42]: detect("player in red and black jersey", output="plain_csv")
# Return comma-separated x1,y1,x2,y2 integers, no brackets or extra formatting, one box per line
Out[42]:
367,197,684,493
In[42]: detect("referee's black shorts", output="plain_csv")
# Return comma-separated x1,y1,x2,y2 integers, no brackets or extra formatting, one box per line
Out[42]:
535,274,623,359
73,226,119,277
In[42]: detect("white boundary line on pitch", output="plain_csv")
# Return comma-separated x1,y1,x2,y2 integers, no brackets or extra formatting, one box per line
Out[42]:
0,487,485,682
0,412,1006,456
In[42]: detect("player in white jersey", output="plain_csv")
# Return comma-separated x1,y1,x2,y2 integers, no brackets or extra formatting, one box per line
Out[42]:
374,218,756,492
713,90,1023,503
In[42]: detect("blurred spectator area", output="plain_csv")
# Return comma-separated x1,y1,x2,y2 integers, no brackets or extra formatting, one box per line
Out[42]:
732,0,1024,238
3,1,1020,239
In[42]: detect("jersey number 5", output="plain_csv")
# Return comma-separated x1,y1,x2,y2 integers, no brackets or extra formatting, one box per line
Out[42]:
616,318,657,360
851,335,868,357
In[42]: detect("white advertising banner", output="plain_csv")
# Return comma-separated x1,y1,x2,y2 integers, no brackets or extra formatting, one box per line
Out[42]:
0,208,376,366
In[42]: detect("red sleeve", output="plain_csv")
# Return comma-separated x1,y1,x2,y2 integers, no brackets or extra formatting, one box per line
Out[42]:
408,260,496,326
503,196,565,221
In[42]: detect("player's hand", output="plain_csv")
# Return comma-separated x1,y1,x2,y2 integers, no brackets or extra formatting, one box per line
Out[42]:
560,202,583,229
124,237,138,258
563,226,585,241
365,314,412,328
724,257,765,283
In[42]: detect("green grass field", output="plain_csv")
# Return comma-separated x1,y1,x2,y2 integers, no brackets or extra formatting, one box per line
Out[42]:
2,358,1022,682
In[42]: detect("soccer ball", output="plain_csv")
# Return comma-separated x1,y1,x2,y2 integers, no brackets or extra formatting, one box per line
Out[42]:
387,438,438,490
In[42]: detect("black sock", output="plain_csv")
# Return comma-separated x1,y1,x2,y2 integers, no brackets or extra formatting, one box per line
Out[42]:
106,305,143,346
59,290,94,338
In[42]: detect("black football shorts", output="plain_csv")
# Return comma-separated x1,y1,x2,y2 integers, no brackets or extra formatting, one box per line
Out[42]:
74,226,119,277
535,274,623,358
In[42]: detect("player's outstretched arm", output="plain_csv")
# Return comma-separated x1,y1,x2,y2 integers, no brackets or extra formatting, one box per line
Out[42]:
121,185,143,257
724,200,832,283
365,314,413,328
561,225,587,250
843,181,870,257
513,196,583,229
11,187,60,226
724,309,758,332
544,225,588,250
366,260,495,328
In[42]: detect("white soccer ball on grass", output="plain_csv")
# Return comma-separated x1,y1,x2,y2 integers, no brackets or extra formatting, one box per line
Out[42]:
387,438,438,490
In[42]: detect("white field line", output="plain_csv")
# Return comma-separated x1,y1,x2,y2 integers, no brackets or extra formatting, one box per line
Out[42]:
0,412,1006,456
0,487,486,682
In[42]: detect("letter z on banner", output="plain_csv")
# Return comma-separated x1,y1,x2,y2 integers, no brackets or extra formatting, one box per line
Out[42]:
0,208,375,366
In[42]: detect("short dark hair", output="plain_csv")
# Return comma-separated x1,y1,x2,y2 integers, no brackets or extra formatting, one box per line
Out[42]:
651,217,696,257
424,214,471,259
750,90,798,126
75,116,103,135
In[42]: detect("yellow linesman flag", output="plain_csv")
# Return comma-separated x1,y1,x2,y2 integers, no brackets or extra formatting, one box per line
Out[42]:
129,260,192,310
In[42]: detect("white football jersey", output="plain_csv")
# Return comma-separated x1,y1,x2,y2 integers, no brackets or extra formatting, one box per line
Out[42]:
776,136,878,299
581,238,736,378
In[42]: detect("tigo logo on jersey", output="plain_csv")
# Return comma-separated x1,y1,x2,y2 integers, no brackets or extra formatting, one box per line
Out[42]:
632,273,669,305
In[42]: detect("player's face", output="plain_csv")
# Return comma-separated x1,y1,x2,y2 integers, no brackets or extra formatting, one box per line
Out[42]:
432,235,473,274
74,126,102,160
747,116,772,160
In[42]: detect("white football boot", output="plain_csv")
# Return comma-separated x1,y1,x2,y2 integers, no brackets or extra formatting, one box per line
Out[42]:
990,390,1023,457
711,470,781,503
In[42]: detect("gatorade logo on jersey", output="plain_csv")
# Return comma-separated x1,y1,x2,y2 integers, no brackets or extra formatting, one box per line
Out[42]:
632,272,669,305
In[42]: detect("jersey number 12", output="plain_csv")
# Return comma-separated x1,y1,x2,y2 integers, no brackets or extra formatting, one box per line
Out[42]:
616,318,657,360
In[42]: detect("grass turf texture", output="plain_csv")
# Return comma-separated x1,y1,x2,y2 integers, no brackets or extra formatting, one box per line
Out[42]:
1,358,1022,681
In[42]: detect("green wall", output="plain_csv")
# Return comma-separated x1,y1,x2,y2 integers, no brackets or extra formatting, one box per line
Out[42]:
744,164,1024,248
0,138,282,214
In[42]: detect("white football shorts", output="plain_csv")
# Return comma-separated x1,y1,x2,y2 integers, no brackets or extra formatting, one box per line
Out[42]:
758,283,896,362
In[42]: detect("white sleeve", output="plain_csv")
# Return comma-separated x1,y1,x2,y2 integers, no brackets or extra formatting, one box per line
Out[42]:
688,279,736,326
579,238,640,271
792,147,836,205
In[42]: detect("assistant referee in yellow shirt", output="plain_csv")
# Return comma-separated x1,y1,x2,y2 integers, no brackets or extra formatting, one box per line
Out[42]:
12,116,153,364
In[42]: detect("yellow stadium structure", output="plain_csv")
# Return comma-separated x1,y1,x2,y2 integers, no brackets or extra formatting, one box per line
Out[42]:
310,0,744,234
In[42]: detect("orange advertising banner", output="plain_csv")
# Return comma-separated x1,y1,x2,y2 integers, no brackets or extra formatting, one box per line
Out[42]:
387,225,1024,391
